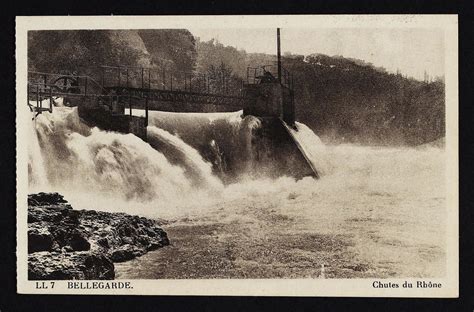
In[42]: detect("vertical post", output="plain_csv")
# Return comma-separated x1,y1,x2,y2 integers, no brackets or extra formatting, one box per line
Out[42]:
84,76,88,96
221,72,224,94
277,28,282,84
147,69,150,125
118,68,121,87
162,69,166,90
129,92,132,116
145,94,148,127
49,86,53,113
43,74,47,87
36,85,40,109
189,74,193,92
170,74,173,91
141,68,144,89
101,66,105,88
207,76,210,94
126,67,129,88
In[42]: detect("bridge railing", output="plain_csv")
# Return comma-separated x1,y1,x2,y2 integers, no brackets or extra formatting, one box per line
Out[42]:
28,71,106,97
99,65,244,97
27,82,55,114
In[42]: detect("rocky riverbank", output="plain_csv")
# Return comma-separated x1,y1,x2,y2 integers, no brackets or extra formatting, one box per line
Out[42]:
28,192,169,280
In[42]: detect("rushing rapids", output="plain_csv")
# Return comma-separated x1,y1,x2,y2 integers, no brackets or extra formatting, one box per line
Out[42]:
28,104,327,216
28,101,447,278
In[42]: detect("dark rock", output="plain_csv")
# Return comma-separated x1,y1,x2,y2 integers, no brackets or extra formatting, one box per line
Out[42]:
137,235,150,246
28,192,69,207
63,246,73,252
28,252,114,280
51,212,64,223
68,232,91,251
147,241,163,251
28,228,54,253
27,192,169,280
121,237,134,245
155,229,170,246
111,246,135,262
28,213,39,223
117,224,137,237
132,250,144,257
84,210,98,216
27,198,40,207
146,228,157,237
83,254,115,279
97,237,109,248
63,214,80,225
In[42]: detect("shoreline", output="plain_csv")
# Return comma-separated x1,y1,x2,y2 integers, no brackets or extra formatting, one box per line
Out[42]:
27,192,169,280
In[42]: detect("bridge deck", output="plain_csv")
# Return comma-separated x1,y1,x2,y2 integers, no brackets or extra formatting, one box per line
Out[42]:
106,86,246,109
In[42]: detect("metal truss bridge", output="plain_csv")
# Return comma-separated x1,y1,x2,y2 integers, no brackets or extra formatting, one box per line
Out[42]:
27,64,294,115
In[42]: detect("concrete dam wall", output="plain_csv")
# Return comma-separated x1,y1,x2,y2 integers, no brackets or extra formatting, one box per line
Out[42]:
249,117,319,180
72,76,320,180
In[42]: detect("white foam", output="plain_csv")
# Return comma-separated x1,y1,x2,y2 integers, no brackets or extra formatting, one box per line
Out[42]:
26,104,446,222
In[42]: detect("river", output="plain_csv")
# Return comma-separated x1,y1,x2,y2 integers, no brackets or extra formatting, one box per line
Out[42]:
29,106,446,279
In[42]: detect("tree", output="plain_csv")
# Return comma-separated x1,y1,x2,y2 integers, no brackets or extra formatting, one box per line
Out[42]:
138,29,197,72
28,30,151,75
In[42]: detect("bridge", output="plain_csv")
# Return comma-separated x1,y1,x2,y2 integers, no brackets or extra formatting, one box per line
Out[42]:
27,29,318,179
27,63,297,135
27,64,318,179
27,63,294,111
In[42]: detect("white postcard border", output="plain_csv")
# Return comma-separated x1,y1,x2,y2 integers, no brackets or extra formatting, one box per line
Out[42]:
16,14,459,297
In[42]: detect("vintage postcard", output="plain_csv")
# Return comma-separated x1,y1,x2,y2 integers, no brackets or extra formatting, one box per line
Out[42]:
16,15,458,296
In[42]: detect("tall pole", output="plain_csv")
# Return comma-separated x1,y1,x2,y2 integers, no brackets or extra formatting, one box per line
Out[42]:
277,28,282,83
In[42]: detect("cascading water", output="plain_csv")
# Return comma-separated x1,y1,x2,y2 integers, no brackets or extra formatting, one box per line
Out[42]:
28,109,48,190
29,103,326,217
146,125,222,190
29,106,213,215
146,110,264,181
28,101,447,277
28,100,445,224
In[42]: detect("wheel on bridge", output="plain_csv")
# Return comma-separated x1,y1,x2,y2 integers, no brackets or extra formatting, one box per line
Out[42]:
52,75,80,94
50,75,82,107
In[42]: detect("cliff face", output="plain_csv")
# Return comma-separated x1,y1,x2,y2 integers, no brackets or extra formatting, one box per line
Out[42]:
27,193,169,280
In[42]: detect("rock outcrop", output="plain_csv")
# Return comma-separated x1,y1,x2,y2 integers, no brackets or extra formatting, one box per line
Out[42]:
28,192,169,280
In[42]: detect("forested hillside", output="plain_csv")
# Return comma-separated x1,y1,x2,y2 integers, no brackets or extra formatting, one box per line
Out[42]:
28,30,445,146
195,39,445,146
28,30,197,75
284,53,445,145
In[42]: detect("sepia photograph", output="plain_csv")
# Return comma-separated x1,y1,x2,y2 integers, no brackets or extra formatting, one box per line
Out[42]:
16,15,458,296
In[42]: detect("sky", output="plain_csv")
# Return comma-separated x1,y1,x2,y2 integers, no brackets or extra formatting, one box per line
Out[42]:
189,28,444,81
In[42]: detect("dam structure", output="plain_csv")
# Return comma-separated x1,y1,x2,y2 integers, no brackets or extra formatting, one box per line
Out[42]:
27,64,319,180
27,32,319,180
